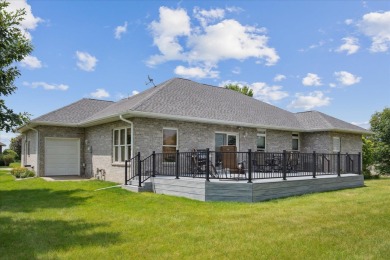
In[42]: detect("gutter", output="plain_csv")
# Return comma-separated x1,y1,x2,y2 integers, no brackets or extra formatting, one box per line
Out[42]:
26,126,40,176
119,114,134,159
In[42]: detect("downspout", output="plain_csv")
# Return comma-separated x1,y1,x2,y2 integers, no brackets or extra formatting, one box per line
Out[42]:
119,114,134,159
26,127,40,176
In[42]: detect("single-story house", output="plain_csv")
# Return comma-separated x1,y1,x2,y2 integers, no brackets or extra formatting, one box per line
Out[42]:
19,78,370,185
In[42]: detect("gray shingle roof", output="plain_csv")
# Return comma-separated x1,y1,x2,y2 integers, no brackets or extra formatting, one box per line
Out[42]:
32,98,114,124
83,78,302,129
295,111,371,133
26,78,370,134
0,142,6,146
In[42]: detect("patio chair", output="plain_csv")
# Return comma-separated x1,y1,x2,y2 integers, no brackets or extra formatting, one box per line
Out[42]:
191,149,218,178
287,152,299,173
220,145,246,180
252,152,266,172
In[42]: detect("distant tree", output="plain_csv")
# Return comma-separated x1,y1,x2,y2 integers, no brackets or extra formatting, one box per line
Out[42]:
0,0,32,132
10,135,22,159
225,84,254,97
362,136,375,178
370,108,390,174
1,148,17,166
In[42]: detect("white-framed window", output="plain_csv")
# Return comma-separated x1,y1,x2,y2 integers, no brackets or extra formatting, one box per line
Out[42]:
257,130,266,152
163,128,178,162
113,127,132,163
292,133,299,151
333,137,341,152
215,132,239,151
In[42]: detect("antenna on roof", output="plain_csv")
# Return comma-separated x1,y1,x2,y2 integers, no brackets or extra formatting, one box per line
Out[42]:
145,75,156,87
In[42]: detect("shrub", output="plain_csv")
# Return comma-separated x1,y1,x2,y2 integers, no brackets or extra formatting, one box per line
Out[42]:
10,167,35,178
3,149,18,158
2,154,15,166
1,149,17,166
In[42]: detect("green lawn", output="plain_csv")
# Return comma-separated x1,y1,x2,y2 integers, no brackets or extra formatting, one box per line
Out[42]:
1,171,389,259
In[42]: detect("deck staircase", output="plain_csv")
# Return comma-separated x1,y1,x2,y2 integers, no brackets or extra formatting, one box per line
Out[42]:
122,176,153,193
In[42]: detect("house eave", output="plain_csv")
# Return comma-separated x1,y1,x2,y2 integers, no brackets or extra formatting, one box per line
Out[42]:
119,110,305,132
20,111,372,136
306,128,372,135
18,121,80,133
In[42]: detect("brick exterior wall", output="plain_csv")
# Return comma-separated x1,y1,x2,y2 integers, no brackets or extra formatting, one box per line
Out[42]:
21,130,38,172
35,126,85,177
84,121,130,183
301,132,332,153
301,131,362,154
22,117,362,183
132,117,258,155
266,129,293,152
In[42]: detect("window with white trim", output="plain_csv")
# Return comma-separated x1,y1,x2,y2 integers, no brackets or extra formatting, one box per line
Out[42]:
257,131,266,152
163,128,177,162
113,128,132,163
292,133,299,151
333,137,341,152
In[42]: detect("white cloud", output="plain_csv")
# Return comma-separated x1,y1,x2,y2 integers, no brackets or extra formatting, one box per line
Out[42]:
345,19,353,25
193,7,225,27
147,7,191,66
274,74,286,82
6,0,43,40
220,80,288,103
25,81,69,91
174,65,219,78
302,73,322,86
251,82,289,102
329,83,336,88
334,71,361,86
232,67,241,74
147,7,279,78
76,51,98,72
351,121,370,129
187,19,278,66
0,131,18,149
114,21,128,39
359,11,390,52
336,37,360,55
289,91,331,110
90,88,110,98
20,55,42,69
132,90,139,96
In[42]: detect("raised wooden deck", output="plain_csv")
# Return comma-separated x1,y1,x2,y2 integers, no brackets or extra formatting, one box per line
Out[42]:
123,174,364,202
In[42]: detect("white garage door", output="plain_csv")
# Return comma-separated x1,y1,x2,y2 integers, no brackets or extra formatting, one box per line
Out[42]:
45,138,80,176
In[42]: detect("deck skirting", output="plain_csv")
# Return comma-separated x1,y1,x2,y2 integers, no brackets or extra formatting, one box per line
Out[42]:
150,174,364,202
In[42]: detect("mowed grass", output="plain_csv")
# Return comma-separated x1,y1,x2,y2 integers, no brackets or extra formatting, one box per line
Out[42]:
1,171,389,259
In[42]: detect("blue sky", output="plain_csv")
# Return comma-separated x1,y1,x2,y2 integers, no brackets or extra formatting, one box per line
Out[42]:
2,0,389,147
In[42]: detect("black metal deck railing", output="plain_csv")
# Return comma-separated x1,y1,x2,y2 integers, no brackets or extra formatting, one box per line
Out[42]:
125,149,362,186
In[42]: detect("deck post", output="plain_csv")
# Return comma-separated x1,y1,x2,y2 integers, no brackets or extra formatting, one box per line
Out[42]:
312,151,316,178
282,150,287,180
337,152,341,177
152,151,156,177
175,150,180,179
358,152,362,175
137,152,142,187
247,149,252,183
125,160,128,185
206,148,210,182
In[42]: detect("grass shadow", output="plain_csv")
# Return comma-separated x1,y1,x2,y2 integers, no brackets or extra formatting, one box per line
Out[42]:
0,216,120,259
0,188,91,213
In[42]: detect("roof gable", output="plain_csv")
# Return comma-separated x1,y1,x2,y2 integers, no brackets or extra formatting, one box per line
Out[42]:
32,98,114,124
295,111,370,134
24,78,370,134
